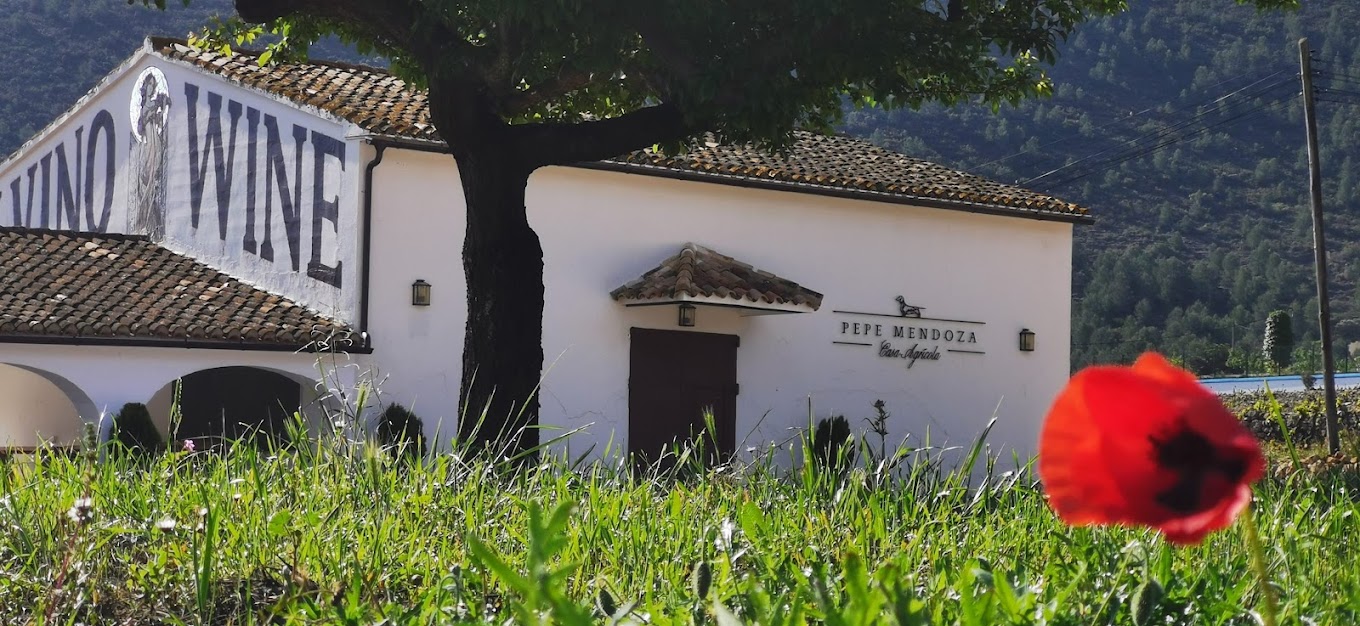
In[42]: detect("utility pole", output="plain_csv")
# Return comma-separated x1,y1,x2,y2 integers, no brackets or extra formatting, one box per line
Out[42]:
1299,38,1342,455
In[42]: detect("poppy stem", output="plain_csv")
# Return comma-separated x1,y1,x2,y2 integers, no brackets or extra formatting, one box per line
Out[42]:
1242,500,1279,626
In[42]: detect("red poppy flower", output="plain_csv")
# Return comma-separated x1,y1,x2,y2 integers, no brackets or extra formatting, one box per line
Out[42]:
1038,352,1266,545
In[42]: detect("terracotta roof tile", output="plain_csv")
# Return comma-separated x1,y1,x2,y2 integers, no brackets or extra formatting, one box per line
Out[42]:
611,243,823,311
153,38,439,143
149,38,1088,221
0,228,358,349
600,132,1088,218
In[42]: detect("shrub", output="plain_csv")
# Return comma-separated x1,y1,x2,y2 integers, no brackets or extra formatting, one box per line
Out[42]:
376,403,426,459
1263,310,1293,374
806,414,854,472
111,402,164,454
1222,387,1360,444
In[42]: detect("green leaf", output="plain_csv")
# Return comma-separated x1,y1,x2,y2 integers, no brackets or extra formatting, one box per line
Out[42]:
465,534,532,594
266,510,291,538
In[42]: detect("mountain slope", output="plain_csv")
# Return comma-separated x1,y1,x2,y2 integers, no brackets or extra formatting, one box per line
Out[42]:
842,1,1360,374
0,0,377,161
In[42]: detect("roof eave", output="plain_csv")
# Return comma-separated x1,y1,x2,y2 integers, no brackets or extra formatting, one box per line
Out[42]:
570,160,1095,225
615,293,819,314
0,332,372,354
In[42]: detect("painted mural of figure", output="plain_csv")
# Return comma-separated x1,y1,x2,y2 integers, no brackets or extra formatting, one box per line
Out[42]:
128,67,170,239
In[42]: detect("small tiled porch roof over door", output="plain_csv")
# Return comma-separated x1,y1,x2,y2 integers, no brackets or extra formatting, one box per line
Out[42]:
611,243,823,314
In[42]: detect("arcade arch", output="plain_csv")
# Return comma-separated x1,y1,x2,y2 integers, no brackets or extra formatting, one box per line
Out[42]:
0,363,98,452
144,366,325,449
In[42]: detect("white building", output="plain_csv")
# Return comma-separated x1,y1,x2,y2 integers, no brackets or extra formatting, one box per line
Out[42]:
0,38,1090,462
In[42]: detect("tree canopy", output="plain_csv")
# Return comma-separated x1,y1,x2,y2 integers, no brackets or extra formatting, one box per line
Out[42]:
161,0,1303,152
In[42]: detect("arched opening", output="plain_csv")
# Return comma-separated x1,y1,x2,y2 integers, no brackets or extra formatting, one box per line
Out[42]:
0,363,92,453
146,367,306,450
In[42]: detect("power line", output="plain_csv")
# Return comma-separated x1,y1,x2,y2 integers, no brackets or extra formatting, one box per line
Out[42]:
1039,97,1295,189
1033,94,1297,190
1316,96,1360,106
972,67,1294,170
1022,79,1298,188
1317,87,1360,99
1022,77,1296,186
1315,70,1360,84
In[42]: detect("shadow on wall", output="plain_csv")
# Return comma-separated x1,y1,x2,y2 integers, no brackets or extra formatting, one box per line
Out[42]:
0,363,84,449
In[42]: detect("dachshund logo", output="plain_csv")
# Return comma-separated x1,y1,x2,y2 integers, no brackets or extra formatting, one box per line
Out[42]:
896,295,924,318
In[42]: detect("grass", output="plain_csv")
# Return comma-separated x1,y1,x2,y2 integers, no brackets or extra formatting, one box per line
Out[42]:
1,423,1358,625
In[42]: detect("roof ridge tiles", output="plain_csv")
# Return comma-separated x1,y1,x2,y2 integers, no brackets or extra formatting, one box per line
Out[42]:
149,36,395,77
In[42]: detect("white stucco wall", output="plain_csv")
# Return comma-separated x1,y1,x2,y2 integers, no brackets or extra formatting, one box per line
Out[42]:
526,167,1074,463
5,138,1073,461
0,51,141,233
361,153,1072,461
151,61,363,324
361,147,467,443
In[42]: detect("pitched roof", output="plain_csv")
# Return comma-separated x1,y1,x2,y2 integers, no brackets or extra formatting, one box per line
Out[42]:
0,228,360,350
611,243,823,311
591,132,1088,220
148,38,1089,222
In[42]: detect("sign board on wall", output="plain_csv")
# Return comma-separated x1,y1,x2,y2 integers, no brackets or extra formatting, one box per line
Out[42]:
0,55,363,323
832,296,986,368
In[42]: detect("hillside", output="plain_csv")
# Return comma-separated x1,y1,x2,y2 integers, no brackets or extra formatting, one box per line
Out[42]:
1,0,1353,375
0,0,377,157
842,0,1360,374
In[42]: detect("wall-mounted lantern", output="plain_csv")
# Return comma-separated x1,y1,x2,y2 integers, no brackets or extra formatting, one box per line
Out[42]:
678,302,697,327
412,279,432,306
1019,328,1036,352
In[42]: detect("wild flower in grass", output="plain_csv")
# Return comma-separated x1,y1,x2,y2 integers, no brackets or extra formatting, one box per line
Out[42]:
716,519,736,553
65,497,93,525
1038,352,1266,545
182,438,196,453
1041,352,1283,625
156,518,177,533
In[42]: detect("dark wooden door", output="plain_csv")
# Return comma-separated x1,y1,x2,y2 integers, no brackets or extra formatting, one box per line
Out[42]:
628,328,738,473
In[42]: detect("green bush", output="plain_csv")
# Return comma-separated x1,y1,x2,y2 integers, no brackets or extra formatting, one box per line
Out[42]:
111,402,164,454
806,414,854,472
1222,387,1360,445
377,403,426,459
1263,310,1294,374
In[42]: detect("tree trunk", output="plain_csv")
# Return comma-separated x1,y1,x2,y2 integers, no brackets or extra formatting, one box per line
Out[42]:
427,80,688,459
453,143,543,457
